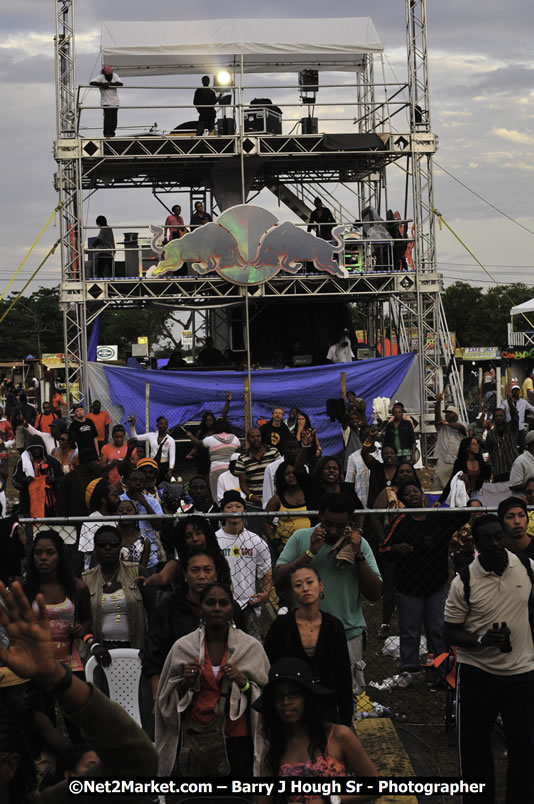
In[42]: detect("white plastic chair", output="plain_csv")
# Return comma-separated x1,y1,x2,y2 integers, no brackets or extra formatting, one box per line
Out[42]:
85,648,143,726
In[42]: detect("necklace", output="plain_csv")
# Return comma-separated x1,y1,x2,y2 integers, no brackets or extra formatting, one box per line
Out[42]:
101,567,119,588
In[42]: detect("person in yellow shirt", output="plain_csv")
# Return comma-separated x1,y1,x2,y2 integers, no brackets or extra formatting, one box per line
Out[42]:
526,477,534,538
522,370,534,402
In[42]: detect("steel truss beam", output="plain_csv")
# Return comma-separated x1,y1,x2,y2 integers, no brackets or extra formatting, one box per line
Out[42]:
61,271,440,305
54,0,459,455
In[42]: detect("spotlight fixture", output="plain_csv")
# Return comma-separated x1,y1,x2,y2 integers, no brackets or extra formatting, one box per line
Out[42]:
214,70,232,88
298,69,319,104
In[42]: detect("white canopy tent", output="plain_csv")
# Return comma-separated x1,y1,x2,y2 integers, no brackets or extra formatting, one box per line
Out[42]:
100,18,383,76
510,298,534,316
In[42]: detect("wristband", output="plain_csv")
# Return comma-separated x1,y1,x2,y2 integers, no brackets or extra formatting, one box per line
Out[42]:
45,662,73,696
82,633,95,644
240,679,250,692
89,642,102,654
248,493,254,501
305,549,314,558
363,440,373,448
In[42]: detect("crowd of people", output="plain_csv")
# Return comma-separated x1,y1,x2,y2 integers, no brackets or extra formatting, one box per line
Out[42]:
1,381,534,802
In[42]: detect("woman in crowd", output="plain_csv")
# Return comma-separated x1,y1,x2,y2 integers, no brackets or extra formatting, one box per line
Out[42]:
53,431,78,473
438,436,490,505
380,481,466,677
129,413,175,483
187,419,240,500
117,498,150,566
264,462,311,557
361,430,399,507
138,514,230,590
155,582,269,776
371,461,423,639
100,424,137,490
22,530,91,738
295,410,322,458
264,566,353,726
185,393,232,475
255,657,376,799
82,525,155,665
143,546,245,704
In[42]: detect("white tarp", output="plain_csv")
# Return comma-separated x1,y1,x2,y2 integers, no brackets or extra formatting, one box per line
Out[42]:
511,298,534,315
101,18,383,75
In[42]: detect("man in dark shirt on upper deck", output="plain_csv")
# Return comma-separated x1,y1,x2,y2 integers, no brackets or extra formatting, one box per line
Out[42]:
190,201,213,229
193,75,218,136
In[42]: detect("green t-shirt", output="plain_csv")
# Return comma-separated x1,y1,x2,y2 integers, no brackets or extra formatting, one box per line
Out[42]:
276,528,382,639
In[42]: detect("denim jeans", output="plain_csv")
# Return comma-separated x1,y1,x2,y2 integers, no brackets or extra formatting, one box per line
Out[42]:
396,583,448,671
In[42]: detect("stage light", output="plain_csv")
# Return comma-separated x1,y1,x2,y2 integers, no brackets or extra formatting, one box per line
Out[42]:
215,70,232,87
298,69,319,104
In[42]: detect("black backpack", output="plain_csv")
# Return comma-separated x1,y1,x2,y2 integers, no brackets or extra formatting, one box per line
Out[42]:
459,554,534,640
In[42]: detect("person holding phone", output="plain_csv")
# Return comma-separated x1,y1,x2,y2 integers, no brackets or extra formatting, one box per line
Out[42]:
274,493,382,703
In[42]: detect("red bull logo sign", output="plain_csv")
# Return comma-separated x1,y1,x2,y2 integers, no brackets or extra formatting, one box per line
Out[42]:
147,204,348,285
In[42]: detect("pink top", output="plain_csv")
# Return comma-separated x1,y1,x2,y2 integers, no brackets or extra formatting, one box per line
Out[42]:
279,726,346,782
33,597,84,672
165,214,185,237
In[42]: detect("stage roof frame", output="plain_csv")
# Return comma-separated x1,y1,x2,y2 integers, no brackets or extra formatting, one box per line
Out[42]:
100,17,383,76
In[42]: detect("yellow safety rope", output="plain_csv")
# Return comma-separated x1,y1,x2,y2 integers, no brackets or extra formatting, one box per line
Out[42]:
0,240,60,326
0,207,59,301
433,209,534,332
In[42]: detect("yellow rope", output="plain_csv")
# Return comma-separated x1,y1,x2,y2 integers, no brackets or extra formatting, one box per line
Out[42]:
432,209,534,331
0,241,60,326
0,207,59,301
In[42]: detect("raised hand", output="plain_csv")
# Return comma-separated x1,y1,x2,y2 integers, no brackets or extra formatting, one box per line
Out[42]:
0,581,57,681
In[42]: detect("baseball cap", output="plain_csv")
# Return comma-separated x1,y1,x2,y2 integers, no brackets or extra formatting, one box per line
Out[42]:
445,405,459,416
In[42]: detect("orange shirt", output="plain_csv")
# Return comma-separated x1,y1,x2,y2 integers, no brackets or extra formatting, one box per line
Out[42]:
191,643,248,737
87,410,111,441
101,443,137,488
35,411,58,435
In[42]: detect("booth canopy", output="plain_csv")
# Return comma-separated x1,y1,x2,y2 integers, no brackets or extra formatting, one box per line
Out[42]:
101,18,383,76
511,298,534,316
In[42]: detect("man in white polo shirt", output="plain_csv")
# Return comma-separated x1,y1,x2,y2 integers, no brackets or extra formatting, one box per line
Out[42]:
443,514,534,803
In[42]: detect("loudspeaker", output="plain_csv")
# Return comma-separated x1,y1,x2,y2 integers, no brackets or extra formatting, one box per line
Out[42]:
301,117,318,134
217,117,236,135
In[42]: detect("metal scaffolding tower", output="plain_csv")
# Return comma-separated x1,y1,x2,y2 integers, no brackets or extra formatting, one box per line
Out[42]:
53,0,465,457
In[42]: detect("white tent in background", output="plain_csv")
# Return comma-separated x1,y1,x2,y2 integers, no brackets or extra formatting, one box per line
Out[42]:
510,298,534,316
100,18,383,76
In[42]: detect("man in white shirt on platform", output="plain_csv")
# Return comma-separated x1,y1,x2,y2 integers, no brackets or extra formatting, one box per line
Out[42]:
90,65,123,137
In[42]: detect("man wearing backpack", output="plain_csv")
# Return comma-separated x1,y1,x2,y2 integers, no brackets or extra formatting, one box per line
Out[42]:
444,514,534,803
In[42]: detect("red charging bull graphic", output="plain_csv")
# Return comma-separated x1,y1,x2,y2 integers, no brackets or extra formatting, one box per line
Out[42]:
147,204,349,286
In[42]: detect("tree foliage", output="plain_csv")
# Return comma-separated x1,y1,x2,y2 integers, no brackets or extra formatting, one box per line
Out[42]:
442,281,534,347
0,287,64,360
0,286,179,361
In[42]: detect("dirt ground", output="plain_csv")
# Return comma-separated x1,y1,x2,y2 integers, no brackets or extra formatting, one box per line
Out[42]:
362,597,507,803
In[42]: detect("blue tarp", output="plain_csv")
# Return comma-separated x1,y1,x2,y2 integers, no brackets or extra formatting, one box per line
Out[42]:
103,353,416,455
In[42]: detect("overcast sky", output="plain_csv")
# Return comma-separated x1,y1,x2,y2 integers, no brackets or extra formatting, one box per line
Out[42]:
1,0,534,298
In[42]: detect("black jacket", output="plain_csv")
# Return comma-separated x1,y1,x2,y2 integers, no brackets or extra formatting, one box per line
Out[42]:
263,608,353,726
142,588,246,677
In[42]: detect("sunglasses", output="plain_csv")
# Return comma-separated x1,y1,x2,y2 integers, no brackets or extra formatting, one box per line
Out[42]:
95,540,121,549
